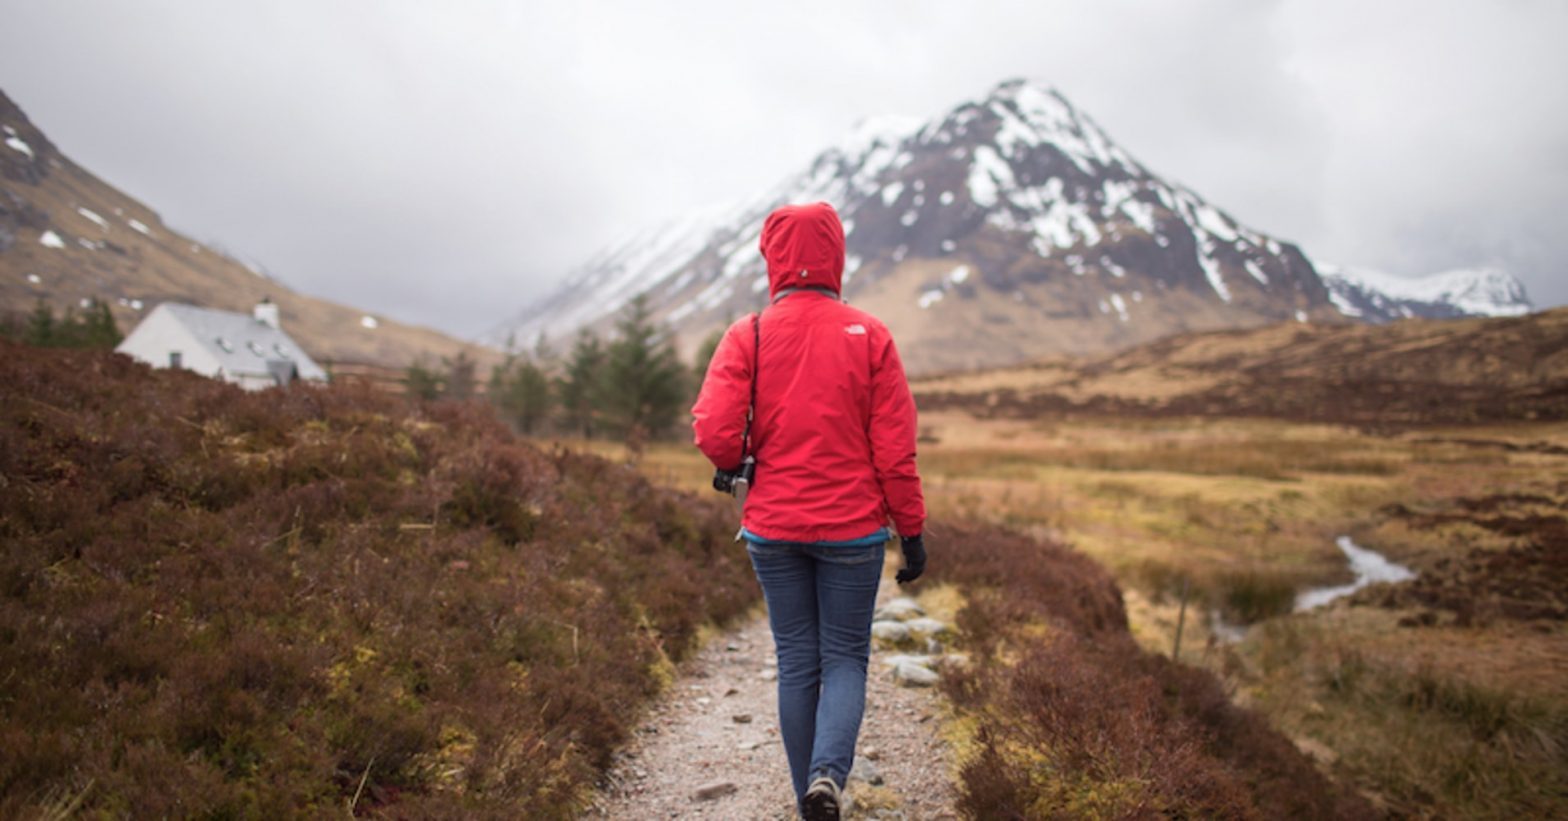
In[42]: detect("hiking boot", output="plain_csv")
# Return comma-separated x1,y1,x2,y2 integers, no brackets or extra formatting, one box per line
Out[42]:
801,775,841,821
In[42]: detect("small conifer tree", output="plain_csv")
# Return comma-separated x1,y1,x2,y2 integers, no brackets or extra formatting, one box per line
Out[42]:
598,295,689,439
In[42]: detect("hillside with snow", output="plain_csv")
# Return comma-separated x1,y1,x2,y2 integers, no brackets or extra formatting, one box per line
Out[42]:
0,88,488,367
494,78,1538,373
1318,264,1532,322
493,79,1343,372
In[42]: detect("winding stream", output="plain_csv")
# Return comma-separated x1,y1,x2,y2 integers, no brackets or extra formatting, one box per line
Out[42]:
1207,536,1417,644
1294,536,1416,612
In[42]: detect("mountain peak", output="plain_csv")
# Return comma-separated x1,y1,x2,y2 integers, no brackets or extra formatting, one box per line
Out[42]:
988,76,1065,103
495,78,1504,372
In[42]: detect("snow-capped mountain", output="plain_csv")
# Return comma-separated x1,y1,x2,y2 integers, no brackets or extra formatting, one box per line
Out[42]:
1318,264,1532,322
494,79,1466,372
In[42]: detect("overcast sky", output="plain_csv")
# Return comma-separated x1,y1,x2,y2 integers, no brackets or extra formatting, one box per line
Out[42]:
2,0,1564,336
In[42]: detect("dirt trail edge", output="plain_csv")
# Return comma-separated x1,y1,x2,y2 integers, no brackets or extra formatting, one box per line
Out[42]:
588,569,961,820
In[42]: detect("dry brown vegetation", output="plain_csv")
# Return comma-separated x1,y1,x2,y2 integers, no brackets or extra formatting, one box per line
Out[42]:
0,340,757,817
915,307,1568,425
9,303,1565,818
924,520,1372,819
606,399,1568,818
919,411,1563,811
624,306,1568,817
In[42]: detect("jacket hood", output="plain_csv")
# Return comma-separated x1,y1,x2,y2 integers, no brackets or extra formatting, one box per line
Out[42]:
760,202,845,299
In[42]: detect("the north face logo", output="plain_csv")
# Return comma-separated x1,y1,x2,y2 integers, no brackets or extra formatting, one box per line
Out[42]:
845,324,867,335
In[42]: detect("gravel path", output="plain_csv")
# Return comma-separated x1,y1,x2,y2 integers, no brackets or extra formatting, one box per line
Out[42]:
587,576,961,820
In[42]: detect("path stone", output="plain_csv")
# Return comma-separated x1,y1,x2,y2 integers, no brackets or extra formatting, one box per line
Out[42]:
871,620,912,642
875,597,925,621
903,617,950,637
692,781,738,801
880,653,938,670
851,757,885,786
893,662,940,687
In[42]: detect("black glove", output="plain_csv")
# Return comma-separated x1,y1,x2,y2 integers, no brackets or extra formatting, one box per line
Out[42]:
896,534,926,584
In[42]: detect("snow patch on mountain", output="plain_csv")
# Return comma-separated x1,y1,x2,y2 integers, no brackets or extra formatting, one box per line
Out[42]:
1318,264,1532,321
77,207,109,231
4,125,34,159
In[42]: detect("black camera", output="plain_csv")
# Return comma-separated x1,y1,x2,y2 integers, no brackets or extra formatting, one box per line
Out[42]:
712,456,756,496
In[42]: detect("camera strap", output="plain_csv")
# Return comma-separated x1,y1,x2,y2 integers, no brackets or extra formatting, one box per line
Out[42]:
730,311,762,540
740,310,760,460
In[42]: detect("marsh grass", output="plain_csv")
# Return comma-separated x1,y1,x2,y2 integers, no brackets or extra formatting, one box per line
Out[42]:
901,413,1568,817
1248,616,1568,817
622,408,1568,817
919,437,1402,482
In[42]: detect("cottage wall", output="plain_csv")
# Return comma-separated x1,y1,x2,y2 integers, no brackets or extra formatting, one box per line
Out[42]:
115,306,226,378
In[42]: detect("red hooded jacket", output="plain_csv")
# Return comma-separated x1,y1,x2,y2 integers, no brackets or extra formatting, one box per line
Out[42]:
691,202,926,542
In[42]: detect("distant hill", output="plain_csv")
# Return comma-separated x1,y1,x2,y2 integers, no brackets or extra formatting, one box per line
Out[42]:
0,88,491,368
1319,264,1532,322
492,78,1533,374
914,307,1568,426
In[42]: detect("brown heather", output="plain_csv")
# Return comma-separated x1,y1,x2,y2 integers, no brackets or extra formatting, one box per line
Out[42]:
0,340,758,817
925,520,1374,820
2,339,1384,818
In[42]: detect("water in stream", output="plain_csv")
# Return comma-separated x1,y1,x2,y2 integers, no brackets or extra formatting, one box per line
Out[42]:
1206,536,1417,644
1294,536,1417,612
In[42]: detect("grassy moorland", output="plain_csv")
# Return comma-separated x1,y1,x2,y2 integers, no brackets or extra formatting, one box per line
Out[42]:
619,410,1566,818
912,412,1566,816
3,339,1378,818
616,311,1568,818
7,310,1560,818
0,341,759,818
893,308,1568,818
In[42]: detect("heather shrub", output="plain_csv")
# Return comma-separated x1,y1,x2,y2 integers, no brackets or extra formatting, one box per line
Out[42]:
925,520,1372,819
0,340,758,817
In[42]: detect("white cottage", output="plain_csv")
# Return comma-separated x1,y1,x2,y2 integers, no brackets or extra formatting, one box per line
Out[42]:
116,299,328,390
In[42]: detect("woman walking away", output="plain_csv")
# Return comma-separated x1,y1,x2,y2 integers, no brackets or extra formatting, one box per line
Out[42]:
692,201,927,820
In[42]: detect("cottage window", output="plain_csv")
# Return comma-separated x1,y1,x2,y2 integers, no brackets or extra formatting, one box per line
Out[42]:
247,341,265,356
169,351,182,369
216,337,233,352
273,343,291,359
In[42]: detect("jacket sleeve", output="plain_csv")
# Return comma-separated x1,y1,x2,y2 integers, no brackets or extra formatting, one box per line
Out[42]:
691,318,753,470
868,326,926,537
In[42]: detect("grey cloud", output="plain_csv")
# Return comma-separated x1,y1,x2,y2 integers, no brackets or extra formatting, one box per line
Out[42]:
1,0,1562,336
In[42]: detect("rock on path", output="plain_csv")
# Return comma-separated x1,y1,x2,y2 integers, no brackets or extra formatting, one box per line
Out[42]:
587,579,959,820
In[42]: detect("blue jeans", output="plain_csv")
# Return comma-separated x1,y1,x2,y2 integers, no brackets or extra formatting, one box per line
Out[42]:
746,539,884,802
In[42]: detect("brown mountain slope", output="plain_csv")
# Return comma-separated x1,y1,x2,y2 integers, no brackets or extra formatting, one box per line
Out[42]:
914,308,1568,426
0,88,492,368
